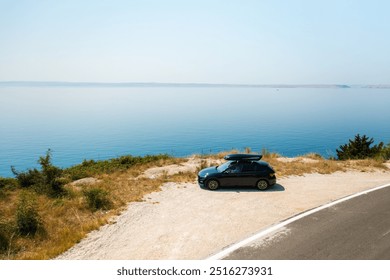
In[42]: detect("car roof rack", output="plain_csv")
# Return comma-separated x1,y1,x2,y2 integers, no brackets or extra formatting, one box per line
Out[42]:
223,154,262,161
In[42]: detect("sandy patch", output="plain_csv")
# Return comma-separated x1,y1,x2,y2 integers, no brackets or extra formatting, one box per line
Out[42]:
277,157,319,163
67,177,100,192
139,157,219,179
57,167,390,260
71,177,101,186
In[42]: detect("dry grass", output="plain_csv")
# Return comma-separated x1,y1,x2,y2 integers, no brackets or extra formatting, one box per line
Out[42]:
195,149,241,160
265,157,343,177
2,189,111,260
263,153,388,177
342,158,389,172
302,152,323,160
168,171,198,184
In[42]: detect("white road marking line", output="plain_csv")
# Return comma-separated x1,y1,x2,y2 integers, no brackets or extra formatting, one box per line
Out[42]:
206,182,390,260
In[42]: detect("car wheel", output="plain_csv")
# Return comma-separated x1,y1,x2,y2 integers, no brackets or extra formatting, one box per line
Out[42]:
206,179,219,190
256,179,269,190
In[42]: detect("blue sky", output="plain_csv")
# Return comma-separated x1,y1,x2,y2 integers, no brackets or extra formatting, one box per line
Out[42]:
0,0,389,84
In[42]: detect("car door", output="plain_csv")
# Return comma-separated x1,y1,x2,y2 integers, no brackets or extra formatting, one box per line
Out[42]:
238,162,258,186
253,162,270,182
220,162,243,186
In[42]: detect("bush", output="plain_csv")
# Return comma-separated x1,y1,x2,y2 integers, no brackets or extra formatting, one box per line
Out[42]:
16,191,42,236
336,134,384,160
0,232,7,253
379,143,390,160
11,167,42,188
12,150,66,197
38,151,66,196
83,187,111,211
0,218,11,253
0,177,18,189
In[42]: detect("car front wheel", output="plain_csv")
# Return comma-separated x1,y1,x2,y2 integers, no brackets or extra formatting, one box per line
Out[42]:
256,179,269,190
206,179,219,190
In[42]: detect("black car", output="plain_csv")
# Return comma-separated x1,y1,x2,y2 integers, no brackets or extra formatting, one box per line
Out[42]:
197,154,276,190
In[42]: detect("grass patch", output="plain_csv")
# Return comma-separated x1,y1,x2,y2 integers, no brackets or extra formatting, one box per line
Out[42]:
197,160,210,172
83,187,111,211
267,157,343,177
64,154,174,180
303,153,323,160
169,171,198,183
0,177,18,189
263,153,388,177
16,191,43,237
196,149,240,160
0,217,13,254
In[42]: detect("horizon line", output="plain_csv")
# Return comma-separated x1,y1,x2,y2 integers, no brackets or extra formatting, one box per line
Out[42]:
0,81,389,89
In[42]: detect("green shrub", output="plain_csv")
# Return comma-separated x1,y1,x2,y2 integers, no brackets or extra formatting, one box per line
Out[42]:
0,233,7,253
379,143,390,160
16,191,42,236
11,167,42,188
0,218,11,252
0,177,18,189
12,150,66,197
336,134,384,160
83,187,111,211
37,151,66,196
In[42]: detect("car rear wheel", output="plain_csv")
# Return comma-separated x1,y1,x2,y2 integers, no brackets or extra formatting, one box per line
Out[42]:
206,179,219,190
256,179,269,190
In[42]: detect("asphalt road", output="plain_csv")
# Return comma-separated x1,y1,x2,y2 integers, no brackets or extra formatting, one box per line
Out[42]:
224,186,390,260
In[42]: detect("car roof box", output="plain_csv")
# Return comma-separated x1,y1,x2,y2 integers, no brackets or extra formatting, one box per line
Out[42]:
223,154,262,161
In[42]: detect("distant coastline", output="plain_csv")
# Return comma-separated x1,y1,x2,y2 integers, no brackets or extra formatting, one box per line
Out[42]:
1,81,389,89
0,81,367,88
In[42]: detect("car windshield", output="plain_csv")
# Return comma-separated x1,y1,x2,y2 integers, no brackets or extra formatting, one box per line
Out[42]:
217,161,233,172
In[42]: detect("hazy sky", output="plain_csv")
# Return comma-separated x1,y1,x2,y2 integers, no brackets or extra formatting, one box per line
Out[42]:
1,0,389,84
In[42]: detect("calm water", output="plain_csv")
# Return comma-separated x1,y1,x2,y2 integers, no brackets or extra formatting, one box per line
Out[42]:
1,86,389,177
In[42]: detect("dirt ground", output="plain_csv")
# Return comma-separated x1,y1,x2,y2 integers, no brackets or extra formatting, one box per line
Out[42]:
56,162,390,260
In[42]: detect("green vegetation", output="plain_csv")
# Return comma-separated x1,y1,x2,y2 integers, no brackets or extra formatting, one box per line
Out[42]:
83,187,111,211
16,191,43,236
0,177,18,189
11,150,66,197
0,216,12,253
64,154,171,180
379,143,390,160
336,134,385,160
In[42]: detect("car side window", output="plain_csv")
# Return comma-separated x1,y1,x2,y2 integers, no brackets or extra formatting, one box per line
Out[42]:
254,163,267,172
227,162,242,173
242,162,256,172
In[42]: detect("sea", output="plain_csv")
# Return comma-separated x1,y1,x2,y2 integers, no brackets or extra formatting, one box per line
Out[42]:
1,85,389,177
